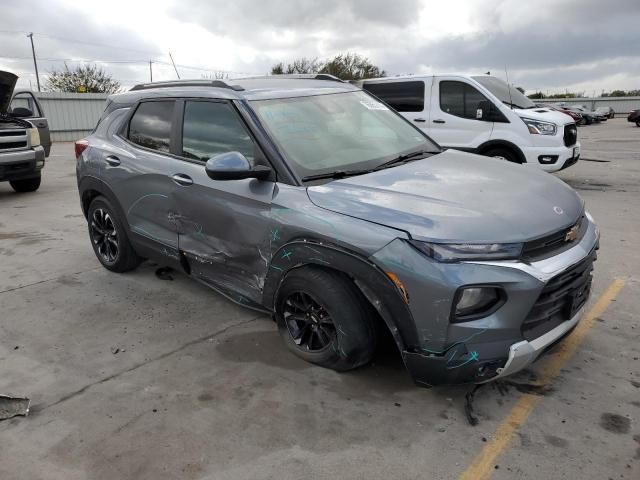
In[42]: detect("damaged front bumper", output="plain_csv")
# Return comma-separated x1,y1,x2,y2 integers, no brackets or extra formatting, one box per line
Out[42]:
372,214,599,388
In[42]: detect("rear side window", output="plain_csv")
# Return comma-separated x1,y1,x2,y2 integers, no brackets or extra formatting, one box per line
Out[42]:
181,101,255,162
128,101,175,153
362,81,425,112
439,81,488,119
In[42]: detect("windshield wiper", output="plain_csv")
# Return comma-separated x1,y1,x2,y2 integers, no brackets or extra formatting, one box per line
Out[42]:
373,150,432,171
301,169,370,182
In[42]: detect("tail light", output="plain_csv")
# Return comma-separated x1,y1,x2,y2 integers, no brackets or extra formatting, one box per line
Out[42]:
75,139,89,159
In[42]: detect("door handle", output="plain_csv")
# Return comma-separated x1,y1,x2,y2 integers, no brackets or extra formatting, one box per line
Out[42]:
413,118,426,123
433,119,446,124
171,173,193,186
104,155,121,166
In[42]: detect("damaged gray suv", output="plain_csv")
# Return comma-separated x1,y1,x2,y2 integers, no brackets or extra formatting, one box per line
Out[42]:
76,76,599,387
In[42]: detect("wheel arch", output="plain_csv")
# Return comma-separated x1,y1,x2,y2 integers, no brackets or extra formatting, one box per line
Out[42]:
262,240,419,352
78,176,130,230
477,139,526,164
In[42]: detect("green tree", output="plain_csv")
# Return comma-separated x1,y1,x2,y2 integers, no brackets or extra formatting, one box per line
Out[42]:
608,89,627,97
46,64,121,93
271,53,385,80
527,91,545,99
319,53,385,80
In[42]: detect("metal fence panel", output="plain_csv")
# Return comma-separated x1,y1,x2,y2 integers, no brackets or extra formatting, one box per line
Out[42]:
34,92,109,142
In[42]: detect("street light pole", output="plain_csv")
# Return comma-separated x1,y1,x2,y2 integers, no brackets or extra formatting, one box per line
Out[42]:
27,33,41,92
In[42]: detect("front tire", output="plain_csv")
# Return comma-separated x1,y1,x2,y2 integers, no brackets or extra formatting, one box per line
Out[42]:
10,176,41,192
87,196,141,272
275,267,377,371
483,147,519,163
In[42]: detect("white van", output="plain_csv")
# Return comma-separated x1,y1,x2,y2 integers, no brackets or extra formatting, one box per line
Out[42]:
360,74,580,172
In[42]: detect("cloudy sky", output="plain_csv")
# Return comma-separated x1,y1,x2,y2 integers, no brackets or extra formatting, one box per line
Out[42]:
1,0,639,95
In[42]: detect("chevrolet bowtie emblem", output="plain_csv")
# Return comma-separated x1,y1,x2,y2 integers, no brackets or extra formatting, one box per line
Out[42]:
565,225,579,242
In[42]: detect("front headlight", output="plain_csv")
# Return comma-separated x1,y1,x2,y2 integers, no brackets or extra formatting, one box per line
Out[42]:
410,240,523,262
521,117,557,135
28,127,41,147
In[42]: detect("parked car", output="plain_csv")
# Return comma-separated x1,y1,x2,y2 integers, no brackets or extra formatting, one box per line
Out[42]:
359,74,580,172
595,106,615,119
538,103,584,125
628,109,640,126
560,105,599,125
76,76,598,387
0,70,50,192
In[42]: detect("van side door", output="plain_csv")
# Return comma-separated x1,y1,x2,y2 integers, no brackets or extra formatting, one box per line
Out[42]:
429,77,493,150
362,79,431,130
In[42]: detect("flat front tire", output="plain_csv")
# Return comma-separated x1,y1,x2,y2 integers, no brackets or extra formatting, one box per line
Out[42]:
275,267,377,371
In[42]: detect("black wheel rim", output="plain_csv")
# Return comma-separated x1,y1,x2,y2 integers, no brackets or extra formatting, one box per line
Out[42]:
90,208,118,263
282,291,336,352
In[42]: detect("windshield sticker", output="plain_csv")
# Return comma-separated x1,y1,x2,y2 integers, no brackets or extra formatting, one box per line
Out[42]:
360,100,389,111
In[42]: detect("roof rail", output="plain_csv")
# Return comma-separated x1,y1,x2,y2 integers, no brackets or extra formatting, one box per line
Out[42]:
129,79,245,92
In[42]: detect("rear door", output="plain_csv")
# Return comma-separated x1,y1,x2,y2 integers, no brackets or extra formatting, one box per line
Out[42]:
10,91,51,156
429,77,493,149
362,79,431,130
107,99,182,267
169,99,275,304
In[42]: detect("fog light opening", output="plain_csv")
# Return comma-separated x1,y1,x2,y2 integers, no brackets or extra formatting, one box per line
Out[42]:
452,286,504,322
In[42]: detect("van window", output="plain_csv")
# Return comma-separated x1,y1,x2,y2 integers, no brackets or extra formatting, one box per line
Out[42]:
439,81,488,120
128,101,175,153
362,81,425,112
181,101,255,162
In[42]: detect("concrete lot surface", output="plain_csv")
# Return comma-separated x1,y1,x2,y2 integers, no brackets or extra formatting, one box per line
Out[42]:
1,119,638,479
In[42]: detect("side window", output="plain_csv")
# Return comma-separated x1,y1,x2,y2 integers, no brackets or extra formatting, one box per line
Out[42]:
362,81,425,112
439,81,489,120
10,92,41,117
128,101,175,153
181,101,255,162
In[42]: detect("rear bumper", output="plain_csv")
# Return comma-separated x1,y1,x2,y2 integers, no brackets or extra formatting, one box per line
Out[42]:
0,146,45,181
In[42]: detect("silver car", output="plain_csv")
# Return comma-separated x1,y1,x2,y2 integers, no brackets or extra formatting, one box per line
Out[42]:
75,76,598,387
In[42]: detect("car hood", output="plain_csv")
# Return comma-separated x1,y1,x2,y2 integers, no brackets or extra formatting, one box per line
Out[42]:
0,70,17,113
307,149,584,243
513,107,574,125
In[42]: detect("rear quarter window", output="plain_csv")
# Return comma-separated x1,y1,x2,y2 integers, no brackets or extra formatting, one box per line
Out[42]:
127,101,175,153
362,81,425,112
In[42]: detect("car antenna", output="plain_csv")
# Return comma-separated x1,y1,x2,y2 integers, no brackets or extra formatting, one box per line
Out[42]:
504,65,513,109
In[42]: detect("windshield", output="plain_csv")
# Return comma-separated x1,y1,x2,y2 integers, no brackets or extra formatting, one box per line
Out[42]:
250,91,437,179
472,76,535,110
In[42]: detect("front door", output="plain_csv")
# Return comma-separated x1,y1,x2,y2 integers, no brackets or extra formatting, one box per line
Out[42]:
429,77,494,149
11,91,52,156
170,99,275,304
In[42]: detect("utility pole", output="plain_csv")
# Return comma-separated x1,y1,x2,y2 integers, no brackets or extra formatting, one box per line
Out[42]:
149,59,153,82
27,33,41,92
169,52,180,79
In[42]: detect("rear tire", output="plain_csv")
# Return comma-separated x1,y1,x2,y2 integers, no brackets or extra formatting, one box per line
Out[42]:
87,196,141,272
483,147,520,164
10,176,41,192
275,267,377,371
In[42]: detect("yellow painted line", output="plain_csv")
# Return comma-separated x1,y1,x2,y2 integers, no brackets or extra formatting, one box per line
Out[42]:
459,278,625,480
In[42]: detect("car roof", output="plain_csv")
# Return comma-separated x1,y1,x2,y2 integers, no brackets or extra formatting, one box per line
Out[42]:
359,73,489,83
110,75,360,104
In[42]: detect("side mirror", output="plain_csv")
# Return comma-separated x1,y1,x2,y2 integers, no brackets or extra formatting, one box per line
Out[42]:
205,152,271,181
11,107,33,118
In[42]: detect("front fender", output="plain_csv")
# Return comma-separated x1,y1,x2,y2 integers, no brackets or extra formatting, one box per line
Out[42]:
261,240,419,352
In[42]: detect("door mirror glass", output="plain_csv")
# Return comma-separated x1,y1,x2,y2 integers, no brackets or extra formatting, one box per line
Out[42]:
205,152,271,181
11,107,33,118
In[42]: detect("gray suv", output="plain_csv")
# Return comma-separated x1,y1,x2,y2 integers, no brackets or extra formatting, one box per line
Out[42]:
76,76,599,387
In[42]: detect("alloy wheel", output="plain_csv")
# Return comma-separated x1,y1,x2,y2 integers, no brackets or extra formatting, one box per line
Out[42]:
90,208,119,263
282,291,336,351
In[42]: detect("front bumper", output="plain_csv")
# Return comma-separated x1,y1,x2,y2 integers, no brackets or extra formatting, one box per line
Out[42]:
521,143,580,173
373,214,599,387
0,146,45,181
